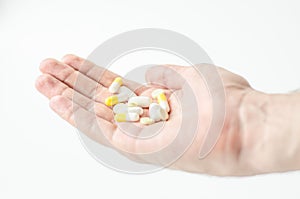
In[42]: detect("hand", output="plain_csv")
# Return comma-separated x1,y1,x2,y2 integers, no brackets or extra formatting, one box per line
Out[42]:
35,54,300,176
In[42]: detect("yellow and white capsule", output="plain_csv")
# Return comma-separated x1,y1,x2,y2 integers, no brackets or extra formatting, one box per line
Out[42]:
157,92,170,112
113,103,143,115
105,93,128,106
149,103,169,122
106,86,137,106
140,117,155,125
151,89,170,112
128,96,151,108
108,77,123,93
151,89,164,98
114,113,139,122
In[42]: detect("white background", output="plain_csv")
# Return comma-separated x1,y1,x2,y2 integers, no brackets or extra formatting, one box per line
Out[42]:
1,0,300,198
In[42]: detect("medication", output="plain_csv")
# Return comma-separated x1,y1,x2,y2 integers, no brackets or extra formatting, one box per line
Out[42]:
108,77,122,93
106,79,170,124
157,93,170,112
149,103,161,122
140,117,155,125
151,89,164,98
128,96,151,108
112,103,127,113
160,108,169,121
106,86,137,106
114,113,139,122
113,103,143,115
118,86,136,97
105,93,128,106
127,102,137,107
151,89,170,112
127,106,143,115
149,103,169,122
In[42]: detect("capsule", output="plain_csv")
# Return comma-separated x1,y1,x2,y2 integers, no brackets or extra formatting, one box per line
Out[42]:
151,89,170,112
149,103,162,122
151,89,164,98
149,103,169,122
106,86,136,106
113,103,143,115
105,92,128,106
160,106,169,121
140,117,155,125
112,103,127,113
157,92,170,112
118,86,136,97
128,96,151,108
114,113,139,122
108,77,123,93
128,106,143,115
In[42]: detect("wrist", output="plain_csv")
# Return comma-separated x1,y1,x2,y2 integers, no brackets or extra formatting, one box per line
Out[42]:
239,90,300,174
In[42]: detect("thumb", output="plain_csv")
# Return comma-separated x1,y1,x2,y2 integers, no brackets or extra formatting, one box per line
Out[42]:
145,65,186,90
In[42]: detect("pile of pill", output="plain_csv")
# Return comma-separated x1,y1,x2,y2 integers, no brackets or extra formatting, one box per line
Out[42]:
104,77,170,125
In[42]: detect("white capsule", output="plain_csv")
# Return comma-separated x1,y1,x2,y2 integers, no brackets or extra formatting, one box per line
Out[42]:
128,106,143,115
151,89,164,98
159,100,170,112
113,103,128,114
112,103,143,115
127,102,138,107
118,86,137,97
108,77,122,93
117,92,129,102
140,117,155,125
149,103,169,122
114,113,139,122
128,96,151,108
149,103,162,122
160,107,169,121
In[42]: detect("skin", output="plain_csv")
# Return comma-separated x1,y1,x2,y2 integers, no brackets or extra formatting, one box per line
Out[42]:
35,54,300,176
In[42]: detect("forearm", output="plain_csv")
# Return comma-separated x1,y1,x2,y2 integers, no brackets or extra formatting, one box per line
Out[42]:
239,91,300,174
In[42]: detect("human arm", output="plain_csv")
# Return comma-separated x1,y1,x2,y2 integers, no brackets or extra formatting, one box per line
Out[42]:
35,54,300,176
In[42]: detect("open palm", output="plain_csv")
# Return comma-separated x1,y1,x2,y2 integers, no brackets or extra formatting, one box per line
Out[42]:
36,54,252,176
